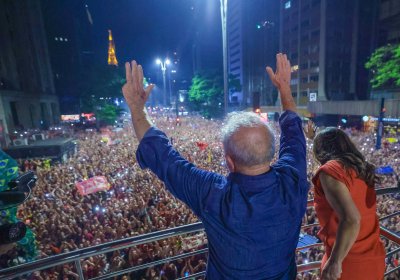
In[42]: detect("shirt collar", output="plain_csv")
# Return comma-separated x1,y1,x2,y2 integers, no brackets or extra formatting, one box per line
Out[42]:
227,167,276,189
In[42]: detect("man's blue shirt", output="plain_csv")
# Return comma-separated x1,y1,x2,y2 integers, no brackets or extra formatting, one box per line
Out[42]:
136,111,308,279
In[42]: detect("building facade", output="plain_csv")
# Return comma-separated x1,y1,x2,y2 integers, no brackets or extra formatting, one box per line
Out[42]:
227,0,244,105
280,0,378,105
0,0,59,145
41,0,94,114
378,0,400,46
227,0,280,108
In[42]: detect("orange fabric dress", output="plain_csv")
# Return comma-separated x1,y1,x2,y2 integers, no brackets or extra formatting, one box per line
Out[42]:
312,160,386,280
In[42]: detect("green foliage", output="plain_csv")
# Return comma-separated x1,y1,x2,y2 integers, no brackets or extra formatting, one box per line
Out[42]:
96,104,121,126
365,44,400,89
189,70,224,118
188,71,242,118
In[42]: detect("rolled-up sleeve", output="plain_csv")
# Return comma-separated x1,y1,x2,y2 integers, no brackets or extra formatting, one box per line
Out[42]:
136,127,221,216
275,111,307,179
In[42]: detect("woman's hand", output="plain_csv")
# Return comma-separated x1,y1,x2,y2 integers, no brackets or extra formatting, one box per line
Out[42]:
321,257,342,280
304,120,317,140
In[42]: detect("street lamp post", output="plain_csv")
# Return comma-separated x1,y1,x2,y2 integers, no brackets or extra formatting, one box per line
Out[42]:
156,58,171,106
170,70,178,117
220,0,228,115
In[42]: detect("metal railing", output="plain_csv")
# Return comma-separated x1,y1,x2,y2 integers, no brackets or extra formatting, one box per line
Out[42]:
380,211,400,222
1,223,399,279
92,249,208,280
0,222,204,280
1,202,400,279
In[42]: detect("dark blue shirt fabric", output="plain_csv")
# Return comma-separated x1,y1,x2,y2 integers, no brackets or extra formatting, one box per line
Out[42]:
136,110,308,279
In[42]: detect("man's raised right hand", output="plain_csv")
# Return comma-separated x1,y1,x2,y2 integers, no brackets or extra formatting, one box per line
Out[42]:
266,53,291,91
266,53,296,112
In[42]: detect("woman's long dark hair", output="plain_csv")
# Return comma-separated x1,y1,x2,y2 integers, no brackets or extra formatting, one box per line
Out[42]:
313,127,379,188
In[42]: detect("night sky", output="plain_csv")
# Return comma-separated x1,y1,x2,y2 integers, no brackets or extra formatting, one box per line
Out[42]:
86,0,223,80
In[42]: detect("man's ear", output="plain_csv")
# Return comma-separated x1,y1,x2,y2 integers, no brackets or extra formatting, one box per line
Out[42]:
225,154,235,172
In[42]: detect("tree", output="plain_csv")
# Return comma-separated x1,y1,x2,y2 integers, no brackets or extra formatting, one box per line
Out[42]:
365,44,400,89
188,71,242,118
189,70,224,118
96,104,122,126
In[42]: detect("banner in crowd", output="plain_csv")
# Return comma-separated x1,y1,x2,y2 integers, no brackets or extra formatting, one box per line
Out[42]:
101,136,111,144
75,176,111,196
376,165,394,175
386,138,398,144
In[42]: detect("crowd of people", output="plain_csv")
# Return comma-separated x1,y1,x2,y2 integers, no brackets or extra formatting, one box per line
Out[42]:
0,113,399,279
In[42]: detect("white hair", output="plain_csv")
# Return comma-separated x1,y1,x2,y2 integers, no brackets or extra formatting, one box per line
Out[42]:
221,112,275,167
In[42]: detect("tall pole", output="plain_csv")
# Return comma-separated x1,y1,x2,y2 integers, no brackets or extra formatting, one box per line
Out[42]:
220,0,228,115
162,67,167,107
376,98,385,150
176,91,179,118
168,71,172,107
157,59,170,107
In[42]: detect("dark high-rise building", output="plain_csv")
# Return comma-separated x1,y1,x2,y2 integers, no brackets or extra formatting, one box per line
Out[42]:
0,0,59,145
377,0,400,46
227,0,280,108
280,0,378,105
41,0,94,114
227,0,243,105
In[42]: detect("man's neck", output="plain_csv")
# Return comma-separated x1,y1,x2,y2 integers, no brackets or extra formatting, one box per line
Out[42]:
235,164,271,176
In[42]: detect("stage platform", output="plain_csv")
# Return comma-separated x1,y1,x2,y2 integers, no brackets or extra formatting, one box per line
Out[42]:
3,138,77,162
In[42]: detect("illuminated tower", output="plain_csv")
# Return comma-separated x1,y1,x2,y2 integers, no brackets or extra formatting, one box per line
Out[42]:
107,30,118,66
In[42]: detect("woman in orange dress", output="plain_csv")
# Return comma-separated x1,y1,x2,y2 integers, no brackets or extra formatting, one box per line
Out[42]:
308,125,386,280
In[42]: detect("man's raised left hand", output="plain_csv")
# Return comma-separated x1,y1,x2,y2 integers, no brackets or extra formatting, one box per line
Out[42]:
122,60,154,113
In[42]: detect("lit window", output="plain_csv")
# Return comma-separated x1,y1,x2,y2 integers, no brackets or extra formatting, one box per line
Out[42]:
64,38,68,42
60,38,64,41
285,1,291,9
55,37,58,41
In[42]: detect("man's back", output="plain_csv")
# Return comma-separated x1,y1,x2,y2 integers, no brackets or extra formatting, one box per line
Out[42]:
202,167,306,279
124,53,308,279
136,111,308,279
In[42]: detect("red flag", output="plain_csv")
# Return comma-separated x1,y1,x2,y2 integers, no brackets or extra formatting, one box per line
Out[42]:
196,141,208,151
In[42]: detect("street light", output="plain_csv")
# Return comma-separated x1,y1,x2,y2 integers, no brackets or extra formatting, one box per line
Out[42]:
156,58,171,106
170,69,179,118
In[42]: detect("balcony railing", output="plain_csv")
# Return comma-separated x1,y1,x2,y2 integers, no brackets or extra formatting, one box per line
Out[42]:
0,222,399,279
0,197,399,279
